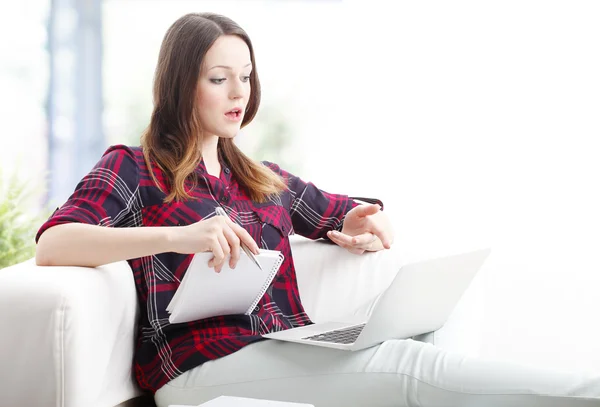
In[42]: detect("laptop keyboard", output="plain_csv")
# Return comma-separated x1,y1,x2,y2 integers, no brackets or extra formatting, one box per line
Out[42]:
302,323,366,344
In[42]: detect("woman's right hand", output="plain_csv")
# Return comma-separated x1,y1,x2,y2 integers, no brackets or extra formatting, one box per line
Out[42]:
168,216,260,273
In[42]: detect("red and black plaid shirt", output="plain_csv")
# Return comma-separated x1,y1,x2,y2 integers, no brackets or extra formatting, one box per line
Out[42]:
36,145,358,393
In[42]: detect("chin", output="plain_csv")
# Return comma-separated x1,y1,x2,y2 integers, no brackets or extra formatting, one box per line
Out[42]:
217,132,238,139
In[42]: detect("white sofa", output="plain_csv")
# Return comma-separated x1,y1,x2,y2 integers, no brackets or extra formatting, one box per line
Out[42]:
0,235,594,407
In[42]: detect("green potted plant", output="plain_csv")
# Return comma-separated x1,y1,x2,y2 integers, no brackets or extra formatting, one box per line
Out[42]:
0,170,47,269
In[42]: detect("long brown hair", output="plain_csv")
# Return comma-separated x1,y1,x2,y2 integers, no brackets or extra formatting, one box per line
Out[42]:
141,12,287,203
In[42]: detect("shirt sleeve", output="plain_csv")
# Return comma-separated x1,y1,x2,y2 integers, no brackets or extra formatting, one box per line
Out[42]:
263,161,360,240
36,145,141,242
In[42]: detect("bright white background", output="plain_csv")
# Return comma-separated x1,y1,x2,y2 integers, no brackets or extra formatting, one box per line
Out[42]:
337,0,600,375
1,0,600,376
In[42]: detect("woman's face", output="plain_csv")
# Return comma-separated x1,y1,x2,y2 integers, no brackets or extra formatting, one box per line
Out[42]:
197,35,252,140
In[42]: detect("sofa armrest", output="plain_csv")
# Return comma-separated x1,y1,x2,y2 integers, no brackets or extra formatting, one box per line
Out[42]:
0,259,142,407
290,235,486,357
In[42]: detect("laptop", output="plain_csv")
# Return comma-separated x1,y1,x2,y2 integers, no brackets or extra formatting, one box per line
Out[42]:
263,248,490,351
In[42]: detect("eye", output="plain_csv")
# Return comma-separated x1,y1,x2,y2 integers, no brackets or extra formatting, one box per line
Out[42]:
241,75,251,83
210,78,226,84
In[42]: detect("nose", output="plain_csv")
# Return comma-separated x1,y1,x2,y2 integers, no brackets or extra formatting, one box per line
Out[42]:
229,78,245,100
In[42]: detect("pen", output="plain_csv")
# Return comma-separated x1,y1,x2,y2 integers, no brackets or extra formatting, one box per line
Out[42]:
214,206,263,270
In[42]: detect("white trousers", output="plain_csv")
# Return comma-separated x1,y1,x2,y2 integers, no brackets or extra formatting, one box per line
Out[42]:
154,338,600,407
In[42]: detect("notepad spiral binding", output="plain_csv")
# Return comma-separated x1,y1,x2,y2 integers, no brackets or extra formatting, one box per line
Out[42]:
245,251,285,314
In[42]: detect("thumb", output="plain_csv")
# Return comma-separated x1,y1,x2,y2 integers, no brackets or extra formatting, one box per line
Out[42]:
356,203,381,217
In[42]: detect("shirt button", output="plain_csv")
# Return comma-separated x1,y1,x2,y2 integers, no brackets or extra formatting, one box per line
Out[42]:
254,306,260,312
220,195,229,203
224,168,230,174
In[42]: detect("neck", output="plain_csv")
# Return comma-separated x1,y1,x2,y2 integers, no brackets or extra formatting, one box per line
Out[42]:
201,134,220,176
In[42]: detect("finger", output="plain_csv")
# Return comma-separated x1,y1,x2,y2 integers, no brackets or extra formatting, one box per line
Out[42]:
209,233,230,273
207,236,226,272
328,232,366,254
369,224,392,249
348,247,366,255
329,230,373,250
222,224,241,269
326,231,349,249
229,222,260,254
327,230,354,247
328,231,364,252
216,233,231,272
355,203,381,218
349,232,376,247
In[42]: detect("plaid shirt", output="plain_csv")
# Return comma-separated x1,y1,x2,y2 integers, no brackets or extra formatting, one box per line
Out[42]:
36,145,359,393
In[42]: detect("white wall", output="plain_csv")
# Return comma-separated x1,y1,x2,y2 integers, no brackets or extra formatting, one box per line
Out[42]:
326,0,600,373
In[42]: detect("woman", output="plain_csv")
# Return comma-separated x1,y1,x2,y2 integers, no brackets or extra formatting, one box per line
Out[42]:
36,12,599,407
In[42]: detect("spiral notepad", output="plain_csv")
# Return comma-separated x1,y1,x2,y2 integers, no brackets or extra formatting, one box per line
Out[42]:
167,249,284,324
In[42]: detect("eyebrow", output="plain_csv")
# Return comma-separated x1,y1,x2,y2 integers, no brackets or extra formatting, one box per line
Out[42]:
208,63,252,71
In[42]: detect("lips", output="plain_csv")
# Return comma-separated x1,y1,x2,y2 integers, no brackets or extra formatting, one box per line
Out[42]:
225,107,243,121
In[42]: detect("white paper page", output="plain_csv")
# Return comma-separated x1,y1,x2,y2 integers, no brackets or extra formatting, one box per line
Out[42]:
167,249,283,324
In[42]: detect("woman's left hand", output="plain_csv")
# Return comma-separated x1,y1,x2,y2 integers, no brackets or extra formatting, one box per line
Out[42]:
326,204,394,255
